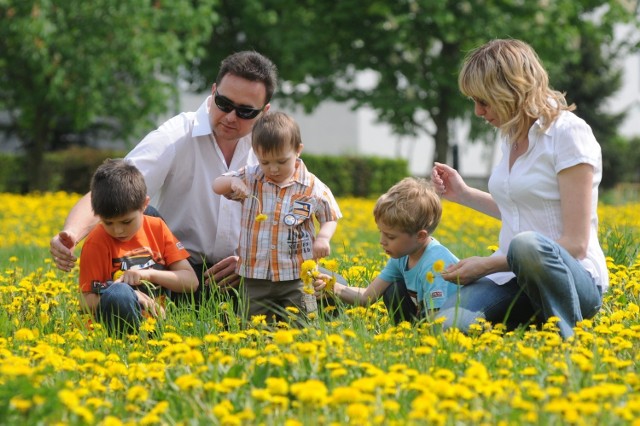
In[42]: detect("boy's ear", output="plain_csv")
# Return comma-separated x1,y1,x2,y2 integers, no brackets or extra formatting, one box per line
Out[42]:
142,195,150,211
417,229,430,241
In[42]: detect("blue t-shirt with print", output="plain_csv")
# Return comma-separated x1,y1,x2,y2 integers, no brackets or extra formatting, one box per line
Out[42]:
377,237,459,310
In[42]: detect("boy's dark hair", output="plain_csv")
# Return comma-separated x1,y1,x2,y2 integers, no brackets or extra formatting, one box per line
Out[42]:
90,159,147,218
216,51,278,103
374,177,442,235
251,112,302,155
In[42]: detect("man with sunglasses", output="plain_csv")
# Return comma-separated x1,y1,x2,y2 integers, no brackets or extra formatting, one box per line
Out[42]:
50,51,278,309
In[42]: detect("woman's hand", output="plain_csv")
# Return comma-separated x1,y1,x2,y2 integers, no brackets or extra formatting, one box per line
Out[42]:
431,162,468,203
441,256,497,285
312,272,333,298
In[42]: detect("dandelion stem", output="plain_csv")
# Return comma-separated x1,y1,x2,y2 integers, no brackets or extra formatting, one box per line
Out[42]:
249,194,262,213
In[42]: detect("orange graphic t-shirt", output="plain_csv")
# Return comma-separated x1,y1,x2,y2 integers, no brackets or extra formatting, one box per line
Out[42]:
78,216,190,293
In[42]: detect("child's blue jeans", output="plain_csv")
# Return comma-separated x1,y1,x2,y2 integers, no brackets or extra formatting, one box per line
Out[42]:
97,283,141,334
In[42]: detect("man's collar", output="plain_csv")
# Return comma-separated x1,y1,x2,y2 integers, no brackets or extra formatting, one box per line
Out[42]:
192,96,214,138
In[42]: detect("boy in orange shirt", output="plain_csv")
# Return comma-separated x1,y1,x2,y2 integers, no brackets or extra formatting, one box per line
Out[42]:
79,159,198,333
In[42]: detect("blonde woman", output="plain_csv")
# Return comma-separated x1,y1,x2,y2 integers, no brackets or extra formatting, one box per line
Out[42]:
431,39,608,338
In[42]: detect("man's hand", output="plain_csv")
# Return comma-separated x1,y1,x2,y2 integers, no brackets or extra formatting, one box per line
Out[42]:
204,256,241,290
50,231,78,272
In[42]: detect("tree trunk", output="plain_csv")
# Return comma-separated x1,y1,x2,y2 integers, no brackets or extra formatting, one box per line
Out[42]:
432,111,449,166
23,115,50,193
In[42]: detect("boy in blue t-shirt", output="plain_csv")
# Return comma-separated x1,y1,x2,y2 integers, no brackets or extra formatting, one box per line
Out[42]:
316,177,458,323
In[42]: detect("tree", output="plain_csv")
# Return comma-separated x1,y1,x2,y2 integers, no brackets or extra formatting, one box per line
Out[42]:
192,0,639,176
0,0,217,191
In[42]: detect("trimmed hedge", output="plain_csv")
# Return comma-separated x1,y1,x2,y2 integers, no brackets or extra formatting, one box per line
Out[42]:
301,154,409,197
0,148,126,194
0,148,408,197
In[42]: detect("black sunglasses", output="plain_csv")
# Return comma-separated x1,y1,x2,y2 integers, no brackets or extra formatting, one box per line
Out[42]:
214,90,266,120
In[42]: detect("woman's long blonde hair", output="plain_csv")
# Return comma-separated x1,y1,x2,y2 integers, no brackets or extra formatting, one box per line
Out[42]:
459,39,575,144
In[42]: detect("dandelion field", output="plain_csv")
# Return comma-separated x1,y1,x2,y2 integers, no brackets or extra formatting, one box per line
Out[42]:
1,192,640,425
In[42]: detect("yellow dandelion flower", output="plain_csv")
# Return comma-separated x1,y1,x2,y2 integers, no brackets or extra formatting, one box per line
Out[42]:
249,194,268,222
324,275,336,293
175,374,203,391
126,385,149,402
15,328,40,342
301,259,318,283
426,271,435,284
320,258,338,272
433,259,445,273
266,377,289,395
102,416,124,426
274,330,295,345
9,397,32,413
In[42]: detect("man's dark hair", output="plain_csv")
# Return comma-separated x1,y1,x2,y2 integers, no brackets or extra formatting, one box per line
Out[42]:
216,51,278,103
90,159,147,218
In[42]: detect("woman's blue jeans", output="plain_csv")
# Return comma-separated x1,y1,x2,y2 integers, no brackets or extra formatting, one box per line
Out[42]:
435,231,602,338
97,283,141,334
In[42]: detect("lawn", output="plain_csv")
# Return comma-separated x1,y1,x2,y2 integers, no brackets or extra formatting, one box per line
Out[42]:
0,192,639,425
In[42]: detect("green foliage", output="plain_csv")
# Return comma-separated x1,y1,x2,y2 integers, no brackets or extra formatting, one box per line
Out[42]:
601,225,640,267
0,0,218,191
0,153,22,192
301,154,408,197
301,155,354,196
42,147,127,194
194,0,639,178
598,135,640,191
0,148,125,194
0,150,408,197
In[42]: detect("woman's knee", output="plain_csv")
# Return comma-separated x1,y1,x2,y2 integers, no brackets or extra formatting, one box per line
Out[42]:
508,231,540,259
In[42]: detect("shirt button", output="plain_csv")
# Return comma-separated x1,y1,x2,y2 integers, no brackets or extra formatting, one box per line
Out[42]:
271,245,276,249
276,197,281,202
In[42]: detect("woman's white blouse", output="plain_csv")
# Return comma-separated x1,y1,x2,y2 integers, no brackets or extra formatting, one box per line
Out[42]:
486,111,609,292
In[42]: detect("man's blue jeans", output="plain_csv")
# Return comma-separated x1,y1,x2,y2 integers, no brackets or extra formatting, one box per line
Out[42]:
97,283,141,334
436,231,603,338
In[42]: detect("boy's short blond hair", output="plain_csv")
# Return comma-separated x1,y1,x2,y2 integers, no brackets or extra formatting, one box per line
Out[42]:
373,177,442,235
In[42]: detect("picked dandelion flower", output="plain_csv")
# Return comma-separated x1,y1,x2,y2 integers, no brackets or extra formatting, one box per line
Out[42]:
324,275,337,293
301,259,319,285
426,271,435,284
249,194,267,222
300,259,319,313
433,259,445,273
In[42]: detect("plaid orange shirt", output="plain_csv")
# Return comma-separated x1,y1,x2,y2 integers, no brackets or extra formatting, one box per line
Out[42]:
227,159,341,281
